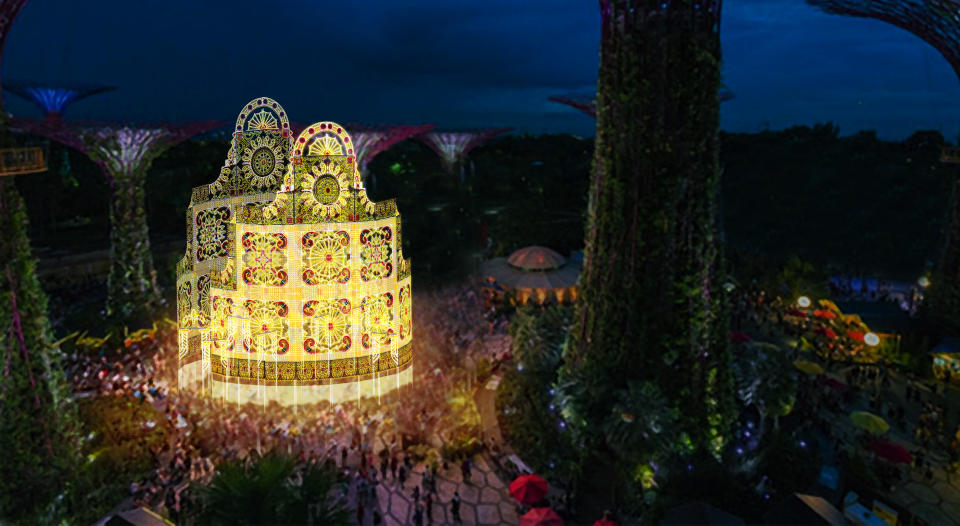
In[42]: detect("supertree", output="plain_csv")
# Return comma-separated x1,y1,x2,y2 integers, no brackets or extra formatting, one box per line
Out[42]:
12,117,224,324
418,128,511,180
558,0,734,500
0,2,82,521
806,0,960,332
549,88,734,118
351,124,434,184
4,82,115,122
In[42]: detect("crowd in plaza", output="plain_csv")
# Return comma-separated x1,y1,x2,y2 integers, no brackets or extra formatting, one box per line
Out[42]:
733,287,960,517
63,283,513,523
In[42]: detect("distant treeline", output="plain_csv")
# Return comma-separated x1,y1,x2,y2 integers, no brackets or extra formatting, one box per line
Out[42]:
14,123,954,285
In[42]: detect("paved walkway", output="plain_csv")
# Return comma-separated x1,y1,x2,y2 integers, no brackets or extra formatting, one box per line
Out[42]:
342,373,519,526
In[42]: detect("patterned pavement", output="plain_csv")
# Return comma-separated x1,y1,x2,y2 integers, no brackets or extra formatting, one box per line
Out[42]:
350,452,519,526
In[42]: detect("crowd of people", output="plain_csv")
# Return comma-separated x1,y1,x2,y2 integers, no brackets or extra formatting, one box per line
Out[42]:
732,285,960,515
63,284,515,523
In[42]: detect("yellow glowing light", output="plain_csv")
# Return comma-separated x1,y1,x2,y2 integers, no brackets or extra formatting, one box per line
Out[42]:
176,98,412,406
918,276,930,288
864,332,880,347
797,296,811,308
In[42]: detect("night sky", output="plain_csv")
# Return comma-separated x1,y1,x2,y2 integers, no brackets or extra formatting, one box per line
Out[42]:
5,0,960,140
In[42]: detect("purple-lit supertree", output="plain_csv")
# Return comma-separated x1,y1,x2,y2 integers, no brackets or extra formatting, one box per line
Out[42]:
351,124,433,188
550,88,735,119
806,0,960,331
5,82,115,122
12,117,223,322
418,129,511,180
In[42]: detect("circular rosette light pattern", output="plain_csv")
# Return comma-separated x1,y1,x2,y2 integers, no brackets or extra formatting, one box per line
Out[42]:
361,293,394,349
302,161,351,219
244,300,289,355
241,135,286,191
302,231,350,284
303,299,352,354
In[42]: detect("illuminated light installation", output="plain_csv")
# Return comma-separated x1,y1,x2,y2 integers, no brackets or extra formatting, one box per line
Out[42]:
418,129,511,178
11,117,224,320
176,97,413,406
4,82,115,121
549,88,735,119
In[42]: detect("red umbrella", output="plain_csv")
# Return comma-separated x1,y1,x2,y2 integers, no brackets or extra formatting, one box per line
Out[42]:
510,474,549,505
813,309,837,319
786,308,808,317
521,507,564,526
870,440,912,464
593,520,617,526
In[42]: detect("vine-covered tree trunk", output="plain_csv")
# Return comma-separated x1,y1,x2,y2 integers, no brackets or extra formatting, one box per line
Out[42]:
563,0,734,465
105,167,162,324
926,173,960,334
0,174,77,520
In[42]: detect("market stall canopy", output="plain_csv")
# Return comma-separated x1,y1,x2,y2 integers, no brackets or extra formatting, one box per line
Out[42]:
850,411,889,435
520,507,564,526
510,473,549,505
794,360,824,375
869,439,912,464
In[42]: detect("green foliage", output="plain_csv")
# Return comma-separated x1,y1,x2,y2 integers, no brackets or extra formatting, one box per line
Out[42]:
197,451,350,526
602,381,679,464
730,342,797,429
0,173,79,524
496,305,580,481
66,396,169,524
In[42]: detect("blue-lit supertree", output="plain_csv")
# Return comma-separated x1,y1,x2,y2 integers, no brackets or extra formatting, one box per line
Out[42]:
5,82,114,121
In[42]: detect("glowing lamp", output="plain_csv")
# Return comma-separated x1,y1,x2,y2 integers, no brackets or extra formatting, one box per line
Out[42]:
797,296,812,308
918,276,930,288
175,98,413,406
864,332,880,347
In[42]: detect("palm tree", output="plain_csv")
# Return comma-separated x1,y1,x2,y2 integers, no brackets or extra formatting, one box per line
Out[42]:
196,452,350,525
731,342,797,433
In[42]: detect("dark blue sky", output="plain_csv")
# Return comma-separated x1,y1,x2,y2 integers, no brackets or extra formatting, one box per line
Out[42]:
5,0,959,140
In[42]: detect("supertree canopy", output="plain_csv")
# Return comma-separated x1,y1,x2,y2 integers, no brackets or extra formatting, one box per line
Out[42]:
4,83,115,121
550,88,734,119
12,117,224,323
176,97,413,406
351,124,434,174
418,129,511,175
807,1,960,83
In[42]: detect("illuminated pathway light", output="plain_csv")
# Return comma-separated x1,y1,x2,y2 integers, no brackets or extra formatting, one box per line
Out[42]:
798,296,812,308
864,332,880,347
176,97,413,406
